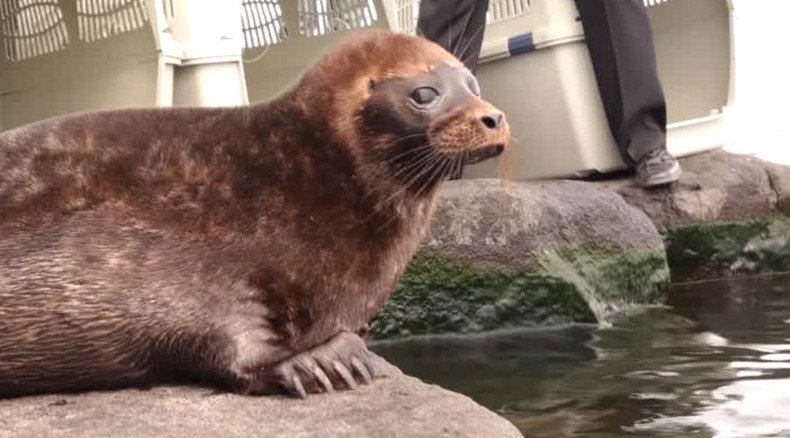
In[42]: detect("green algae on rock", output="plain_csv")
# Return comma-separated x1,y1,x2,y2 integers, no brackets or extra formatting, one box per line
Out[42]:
370,253,594,339
535,245,669,323
665,216,790,281
368,179,670,340
371,246,669,339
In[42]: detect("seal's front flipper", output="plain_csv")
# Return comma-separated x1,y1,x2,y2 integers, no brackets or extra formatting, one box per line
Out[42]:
268,331,377,398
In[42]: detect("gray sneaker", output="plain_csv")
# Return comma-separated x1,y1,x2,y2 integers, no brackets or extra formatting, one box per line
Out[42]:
635,148,682,188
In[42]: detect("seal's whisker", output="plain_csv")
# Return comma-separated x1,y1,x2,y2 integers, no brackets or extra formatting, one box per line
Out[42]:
374,153,447,231
393,151,444,198
431,157,453,191
442,152,458,182
378,133,427,154
364,145,435,201
383,142,433,166
386,147,440,184
448,12,453,59
449,153,462,181
394,151,444,197
452,152,465,180
360,150,442,223
452,9,475,60
459,24,486,68
369,154,439,206
415,154,451,199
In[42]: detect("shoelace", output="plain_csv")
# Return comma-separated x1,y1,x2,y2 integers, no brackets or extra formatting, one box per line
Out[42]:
637,150,671,174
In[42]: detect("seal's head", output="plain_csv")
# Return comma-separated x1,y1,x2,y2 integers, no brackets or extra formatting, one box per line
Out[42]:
293,31,510,200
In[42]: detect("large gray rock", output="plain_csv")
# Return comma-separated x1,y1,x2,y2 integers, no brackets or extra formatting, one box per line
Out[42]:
0,355,522,438
604,150,789,228
371,179,668,339
423,179,663,269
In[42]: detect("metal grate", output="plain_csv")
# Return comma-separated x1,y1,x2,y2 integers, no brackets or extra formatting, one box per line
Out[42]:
488,0,530,24
394,0,417,34
76,0,149,43
394,0,530,35
299,0,378,37
160,0,174,20
0,0,68,62
241,0,288,48
394,0,676,35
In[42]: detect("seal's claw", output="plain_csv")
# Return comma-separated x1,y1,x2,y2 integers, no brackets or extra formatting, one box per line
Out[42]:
351,356,372,384
266,331,376,396
333,360,357,389
313,365,334,393
291,375,307,399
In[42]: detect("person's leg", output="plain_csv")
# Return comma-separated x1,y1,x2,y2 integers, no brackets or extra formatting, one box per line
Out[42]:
417,0,490,72
573,0,680,187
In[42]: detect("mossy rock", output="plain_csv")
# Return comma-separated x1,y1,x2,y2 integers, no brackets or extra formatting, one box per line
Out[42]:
665,215,790,281
370,179,670,340
371,245,669,340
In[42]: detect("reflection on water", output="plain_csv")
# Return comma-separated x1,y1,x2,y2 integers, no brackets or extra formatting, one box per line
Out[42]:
373,273,790,437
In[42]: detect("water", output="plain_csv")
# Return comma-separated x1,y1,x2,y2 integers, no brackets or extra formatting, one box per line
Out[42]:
373,273,790,437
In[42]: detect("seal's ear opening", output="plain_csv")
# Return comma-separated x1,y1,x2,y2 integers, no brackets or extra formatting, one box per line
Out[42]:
368,79,376,90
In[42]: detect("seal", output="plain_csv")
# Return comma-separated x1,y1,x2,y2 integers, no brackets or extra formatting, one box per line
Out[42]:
0,31,509,398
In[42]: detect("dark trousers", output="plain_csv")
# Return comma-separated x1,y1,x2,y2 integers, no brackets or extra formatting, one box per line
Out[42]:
416,0,490,73
417,0,667,165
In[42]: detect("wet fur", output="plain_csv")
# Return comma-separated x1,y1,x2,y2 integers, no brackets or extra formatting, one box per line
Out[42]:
0,32,505,397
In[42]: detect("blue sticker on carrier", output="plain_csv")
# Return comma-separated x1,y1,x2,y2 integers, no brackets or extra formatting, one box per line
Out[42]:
508,33,536,55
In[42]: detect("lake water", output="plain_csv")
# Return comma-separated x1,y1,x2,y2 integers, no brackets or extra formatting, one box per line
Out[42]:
373,273,790,437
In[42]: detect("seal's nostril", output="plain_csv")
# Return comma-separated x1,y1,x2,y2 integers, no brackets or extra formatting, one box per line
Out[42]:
481,113,504,130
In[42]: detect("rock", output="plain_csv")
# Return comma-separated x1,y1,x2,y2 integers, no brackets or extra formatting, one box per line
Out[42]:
764,161,790,216
603,150,787,228
371,179,669,339
424,180,663,269
371,153,790,336
0,355,523,438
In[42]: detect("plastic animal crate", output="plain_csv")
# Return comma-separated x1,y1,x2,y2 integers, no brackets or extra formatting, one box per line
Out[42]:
242,0,389,103
0,0,388,131
0,0,250,131
387,0,736,179
0,0,162,131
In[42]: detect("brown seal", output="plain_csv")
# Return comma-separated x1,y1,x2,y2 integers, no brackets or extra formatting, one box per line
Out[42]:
0,31,509,398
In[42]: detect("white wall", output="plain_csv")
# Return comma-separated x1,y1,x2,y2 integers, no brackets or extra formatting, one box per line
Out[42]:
725,0,790,164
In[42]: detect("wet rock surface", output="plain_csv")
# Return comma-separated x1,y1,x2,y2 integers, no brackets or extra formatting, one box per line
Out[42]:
0,355,523,438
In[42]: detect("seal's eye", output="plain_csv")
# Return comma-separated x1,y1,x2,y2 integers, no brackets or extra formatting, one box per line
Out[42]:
410,87,439,106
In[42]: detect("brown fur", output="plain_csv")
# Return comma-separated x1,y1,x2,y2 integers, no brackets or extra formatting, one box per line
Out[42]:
0,31,509,397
